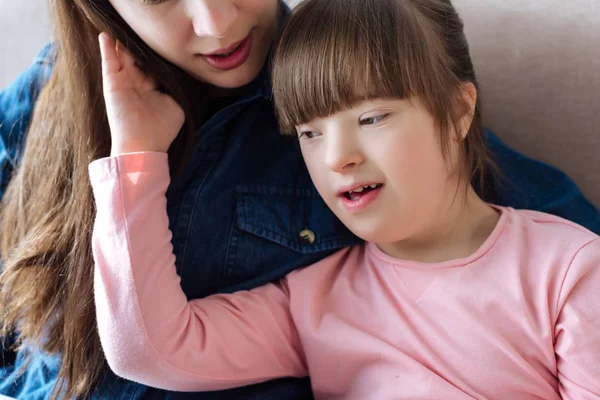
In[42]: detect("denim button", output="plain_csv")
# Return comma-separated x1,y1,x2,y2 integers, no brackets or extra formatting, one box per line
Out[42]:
299,229,316,244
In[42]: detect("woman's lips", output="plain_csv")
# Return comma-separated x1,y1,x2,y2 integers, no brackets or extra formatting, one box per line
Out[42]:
200,32,253,72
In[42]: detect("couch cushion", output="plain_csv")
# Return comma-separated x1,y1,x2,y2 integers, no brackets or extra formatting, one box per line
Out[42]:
455,0,599,208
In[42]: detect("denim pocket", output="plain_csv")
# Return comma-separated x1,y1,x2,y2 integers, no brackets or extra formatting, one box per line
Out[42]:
223,185,357,289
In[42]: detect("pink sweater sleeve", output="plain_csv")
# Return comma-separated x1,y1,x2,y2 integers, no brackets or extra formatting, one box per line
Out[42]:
554,238,600,399
89,152,307,391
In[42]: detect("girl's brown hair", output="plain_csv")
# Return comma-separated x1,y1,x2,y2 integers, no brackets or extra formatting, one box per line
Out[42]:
273,0,495,187
0,1,205,398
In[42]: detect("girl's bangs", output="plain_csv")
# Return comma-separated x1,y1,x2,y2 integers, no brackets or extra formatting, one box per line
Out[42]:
273,0,426,133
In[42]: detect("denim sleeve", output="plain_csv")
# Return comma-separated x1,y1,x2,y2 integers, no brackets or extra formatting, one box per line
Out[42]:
0,44,54,201
484,128,600,235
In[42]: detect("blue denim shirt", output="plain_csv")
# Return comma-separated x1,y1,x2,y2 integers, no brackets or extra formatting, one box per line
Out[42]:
1,44,599,400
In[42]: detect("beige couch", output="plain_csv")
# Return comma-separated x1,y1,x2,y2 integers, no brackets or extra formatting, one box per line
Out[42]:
455,0,599,209
2,0,598,208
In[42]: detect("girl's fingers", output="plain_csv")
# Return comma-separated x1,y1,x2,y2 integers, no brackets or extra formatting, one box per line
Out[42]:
115,40,136,69
116,39,157,91
99,32,121,77
99,32,158,93
142,71,161,91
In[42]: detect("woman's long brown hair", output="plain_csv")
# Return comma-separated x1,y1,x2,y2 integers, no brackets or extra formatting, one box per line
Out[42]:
0,1,203,398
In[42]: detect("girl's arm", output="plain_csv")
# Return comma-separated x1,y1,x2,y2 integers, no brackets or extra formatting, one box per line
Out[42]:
554,239,600,399
89,152,308,392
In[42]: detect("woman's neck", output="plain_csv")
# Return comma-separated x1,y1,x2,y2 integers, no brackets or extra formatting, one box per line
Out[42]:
377,186,500,264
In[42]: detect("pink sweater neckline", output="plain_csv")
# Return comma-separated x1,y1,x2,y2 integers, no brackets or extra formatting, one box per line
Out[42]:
367,205,509,269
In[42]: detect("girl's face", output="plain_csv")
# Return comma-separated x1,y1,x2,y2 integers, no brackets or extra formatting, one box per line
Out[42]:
109,0,280,89
297,98,464,247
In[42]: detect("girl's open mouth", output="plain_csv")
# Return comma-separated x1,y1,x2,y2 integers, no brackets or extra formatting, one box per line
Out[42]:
343,184,383,201
339,184,384,212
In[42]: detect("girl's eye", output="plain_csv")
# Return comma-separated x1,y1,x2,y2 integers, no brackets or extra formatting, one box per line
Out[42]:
360,114,389,126
299,131,321,140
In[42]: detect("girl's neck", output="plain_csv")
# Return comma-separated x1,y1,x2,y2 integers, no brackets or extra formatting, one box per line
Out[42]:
377,186,500,264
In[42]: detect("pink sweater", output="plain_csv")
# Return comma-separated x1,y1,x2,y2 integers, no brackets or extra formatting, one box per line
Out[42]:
90,152,600,399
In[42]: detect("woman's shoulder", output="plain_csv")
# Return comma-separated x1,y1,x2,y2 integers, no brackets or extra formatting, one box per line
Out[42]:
0,43,54,119
0,44,55,197
0,44,54,154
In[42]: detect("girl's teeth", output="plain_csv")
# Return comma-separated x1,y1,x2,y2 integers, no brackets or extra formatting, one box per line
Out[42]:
348,184,382,194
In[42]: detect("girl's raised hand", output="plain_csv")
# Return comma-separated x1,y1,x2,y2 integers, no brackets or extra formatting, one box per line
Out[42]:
99,33,185,156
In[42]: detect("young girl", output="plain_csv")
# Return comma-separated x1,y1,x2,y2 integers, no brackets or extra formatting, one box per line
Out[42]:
89,0,600,398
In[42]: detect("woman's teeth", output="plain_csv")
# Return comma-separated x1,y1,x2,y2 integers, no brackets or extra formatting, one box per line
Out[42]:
214,44,241,58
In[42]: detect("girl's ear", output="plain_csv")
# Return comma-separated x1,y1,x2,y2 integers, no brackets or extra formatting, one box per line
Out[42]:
456,82,478,140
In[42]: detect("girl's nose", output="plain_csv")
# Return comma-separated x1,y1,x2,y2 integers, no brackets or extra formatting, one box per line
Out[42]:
324,132,364,173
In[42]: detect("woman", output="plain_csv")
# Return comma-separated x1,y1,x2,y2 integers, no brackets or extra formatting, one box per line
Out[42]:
1,0,599,399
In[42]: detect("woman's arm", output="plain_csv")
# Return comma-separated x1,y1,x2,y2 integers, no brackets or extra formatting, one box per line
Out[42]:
90,152,307,391
554,239,600,398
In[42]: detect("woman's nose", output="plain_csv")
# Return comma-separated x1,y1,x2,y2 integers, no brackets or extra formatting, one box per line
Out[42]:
188,0,239,38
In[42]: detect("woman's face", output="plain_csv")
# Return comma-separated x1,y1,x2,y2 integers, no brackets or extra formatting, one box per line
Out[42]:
109,0,281,89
